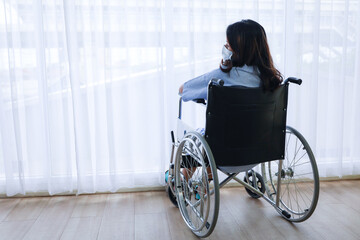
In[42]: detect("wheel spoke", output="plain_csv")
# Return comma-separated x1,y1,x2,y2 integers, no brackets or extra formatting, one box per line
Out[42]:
292,151,307,167
293,160,310,167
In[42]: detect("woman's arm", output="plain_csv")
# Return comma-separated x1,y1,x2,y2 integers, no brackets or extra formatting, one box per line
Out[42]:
179,69,227,102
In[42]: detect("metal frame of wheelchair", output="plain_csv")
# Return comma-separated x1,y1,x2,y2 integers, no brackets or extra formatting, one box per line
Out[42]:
165,78,320,238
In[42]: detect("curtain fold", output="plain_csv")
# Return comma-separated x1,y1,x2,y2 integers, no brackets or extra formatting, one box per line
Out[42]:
0,0,359,196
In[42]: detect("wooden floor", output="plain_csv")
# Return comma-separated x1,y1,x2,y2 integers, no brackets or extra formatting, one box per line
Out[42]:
0,180,359,240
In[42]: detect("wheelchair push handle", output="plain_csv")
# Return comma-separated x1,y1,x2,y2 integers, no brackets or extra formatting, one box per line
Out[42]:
210,78,225,86
285,77,302,85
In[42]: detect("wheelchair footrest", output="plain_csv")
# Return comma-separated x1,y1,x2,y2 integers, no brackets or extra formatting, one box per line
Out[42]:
281,210,291,219
205,222,210,229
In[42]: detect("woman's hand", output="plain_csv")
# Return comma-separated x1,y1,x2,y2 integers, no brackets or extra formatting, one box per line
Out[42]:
179,84,184,94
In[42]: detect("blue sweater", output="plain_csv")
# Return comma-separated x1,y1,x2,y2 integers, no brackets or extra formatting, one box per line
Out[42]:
181,65,261,102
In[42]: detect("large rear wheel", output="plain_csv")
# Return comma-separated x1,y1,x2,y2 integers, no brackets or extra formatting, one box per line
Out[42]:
262,126,319,222
174,132,220,238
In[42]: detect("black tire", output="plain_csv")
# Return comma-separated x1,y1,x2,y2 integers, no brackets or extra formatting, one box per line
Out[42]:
243,171,265,199
166,185,178,207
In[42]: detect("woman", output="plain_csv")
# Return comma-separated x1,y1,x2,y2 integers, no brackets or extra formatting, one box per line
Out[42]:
178,19,283,182
179,19,282,100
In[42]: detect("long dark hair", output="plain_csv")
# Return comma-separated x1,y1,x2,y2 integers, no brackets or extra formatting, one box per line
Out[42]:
221,19,282,91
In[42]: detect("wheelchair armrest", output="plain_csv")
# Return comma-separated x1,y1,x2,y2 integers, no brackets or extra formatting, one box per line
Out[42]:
178,97,206,119
192,99,206,105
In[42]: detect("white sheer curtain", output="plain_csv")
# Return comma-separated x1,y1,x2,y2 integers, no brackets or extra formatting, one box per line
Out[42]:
0,0,359,196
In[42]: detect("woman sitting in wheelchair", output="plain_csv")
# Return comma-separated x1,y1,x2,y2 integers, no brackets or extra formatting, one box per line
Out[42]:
177,19,283,181
167,19,319,238
179,19,283,101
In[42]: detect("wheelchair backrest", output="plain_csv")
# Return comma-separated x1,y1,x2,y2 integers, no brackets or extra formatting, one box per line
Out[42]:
205,82,288,167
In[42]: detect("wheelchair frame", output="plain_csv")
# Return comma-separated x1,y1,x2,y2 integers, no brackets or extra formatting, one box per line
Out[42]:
165,77,320,238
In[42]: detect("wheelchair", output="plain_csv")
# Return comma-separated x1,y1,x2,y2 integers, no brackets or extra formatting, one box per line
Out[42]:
165,77,320,238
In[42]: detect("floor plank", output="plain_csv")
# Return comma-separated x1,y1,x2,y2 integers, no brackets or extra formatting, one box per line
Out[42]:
60,217,102,240
4,197,49,221
0,220,34,240
306,203,360,240
97,193,135,240
134,191,167,215
23,196,77,240
0,199,20,222
221,188,286,240
209,207,253,240
71,194,107,218
134,213,171,240
261,206,324,240
321,181,360,212
165,202,209,240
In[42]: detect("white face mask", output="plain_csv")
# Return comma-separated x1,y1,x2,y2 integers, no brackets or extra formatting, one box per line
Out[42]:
222,45,233,61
